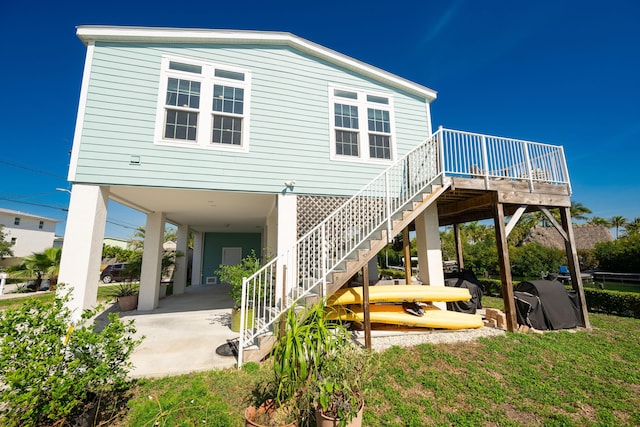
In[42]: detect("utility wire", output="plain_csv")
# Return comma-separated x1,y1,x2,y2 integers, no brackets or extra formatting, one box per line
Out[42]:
0,198,139,231
0,198,67,211
0,160,67,180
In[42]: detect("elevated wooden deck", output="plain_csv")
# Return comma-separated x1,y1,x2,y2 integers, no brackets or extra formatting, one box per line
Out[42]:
430,176,589,332
437,177,571,226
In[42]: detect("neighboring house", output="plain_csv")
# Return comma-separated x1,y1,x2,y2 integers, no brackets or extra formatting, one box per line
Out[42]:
524,224,614,251
103,237,130,250
59,26,588,355
0,208,57,266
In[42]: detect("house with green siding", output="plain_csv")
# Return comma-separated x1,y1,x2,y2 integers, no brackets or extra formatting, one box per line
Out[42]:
59,26,588,351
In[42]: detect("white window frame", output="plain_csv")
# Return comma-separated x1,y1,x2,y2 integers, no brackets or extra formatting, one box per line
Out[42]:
328,85,396,163
154,55,252,153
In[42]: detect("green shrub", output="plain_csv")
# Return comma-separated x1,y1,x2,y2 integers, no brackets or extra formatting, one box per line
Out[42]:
510,242,565,278
583,288,640,318
477,278,504,297
0,285,143,426
594,234,640,273
378,268,406,279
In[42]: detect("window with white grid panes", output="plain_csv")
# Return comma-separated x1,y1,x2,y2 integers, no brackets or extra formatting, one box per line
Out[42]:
329,87,395,162
155,56,250,151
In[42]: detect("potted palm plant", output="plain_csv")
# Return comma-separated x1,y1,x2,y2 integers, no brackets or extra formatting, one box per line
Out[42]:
215,250,262,332
109,283,139,312
244,301,349,427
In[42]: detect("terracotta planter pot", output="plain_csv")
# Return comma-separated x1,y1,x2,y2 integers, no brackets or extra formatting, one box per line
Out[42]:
315,401,364,427
244,400,296,427
118,294,138,312
230,307,254,332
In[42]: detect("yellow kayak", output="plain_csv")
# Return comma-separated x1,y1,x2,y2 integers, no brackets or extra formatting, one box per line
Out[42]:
326,304,483,330
327,285,471,306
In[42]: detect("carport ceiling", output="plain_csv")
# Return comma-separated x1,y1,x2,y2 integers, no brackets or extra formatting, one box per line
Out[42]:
108,186,276,233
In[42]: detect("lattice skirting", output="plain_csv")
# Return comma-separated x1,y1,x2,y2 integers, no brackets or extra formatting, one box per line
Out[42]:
296,195,348,238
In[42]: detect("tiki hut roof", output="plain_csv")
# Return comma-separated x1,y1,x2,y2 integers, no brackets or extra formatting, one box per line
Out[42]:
523,224,613,251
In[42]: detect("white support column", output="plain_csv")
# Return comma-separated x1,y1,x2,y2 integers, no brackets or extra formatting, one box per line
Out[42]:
138,212,165,311
415,204,446,309
58,184,110,321
264,200,278,258
276,193,297,304
191,231,203,286
173,224,189,295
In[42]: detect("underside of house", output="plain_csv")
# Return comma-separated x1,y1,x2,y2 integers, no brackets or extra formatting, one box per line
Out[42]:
57,26,590,368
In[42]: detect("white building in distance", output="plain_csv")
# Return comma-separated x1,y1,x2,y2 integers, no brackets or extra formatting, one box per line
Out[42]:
0,208,57,266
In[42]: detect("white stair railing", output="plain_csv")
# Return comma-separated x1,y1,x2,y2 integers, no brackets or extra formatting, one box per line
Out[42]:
237,128,570,365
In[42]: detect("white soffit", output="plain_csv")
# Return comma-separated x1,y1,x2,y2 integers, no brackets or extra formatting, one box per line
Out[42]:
76,25,437,101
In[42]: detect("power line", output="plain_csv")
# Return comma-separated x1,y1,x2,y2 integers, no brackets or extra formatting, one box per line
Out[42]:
0,160,67,180
0,198,67,212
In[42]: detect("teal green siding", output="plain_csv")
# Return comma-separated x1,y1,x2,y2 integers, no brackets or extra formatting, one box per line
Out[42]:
75,43,432,196
201,232,262,284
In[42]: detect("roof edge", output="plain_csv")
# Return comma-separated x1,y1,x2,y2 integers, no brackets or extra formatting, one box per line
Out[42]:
76,25,437,101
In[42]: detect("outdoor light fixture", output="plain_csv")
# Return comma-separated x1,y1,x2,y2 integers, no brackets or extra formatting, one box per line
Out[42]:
284,180,296,190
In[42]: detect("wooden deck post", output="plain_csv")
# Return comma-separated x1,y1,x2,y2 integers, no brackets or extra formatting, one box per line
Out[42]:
492,195,518,332
361,264,372,350
560,207,592,330
403,227,412,284
454,223,464,270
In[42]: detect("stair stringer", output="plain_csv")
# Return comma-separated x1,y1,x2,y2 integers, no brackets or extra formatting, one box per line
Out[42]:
327,179,451,295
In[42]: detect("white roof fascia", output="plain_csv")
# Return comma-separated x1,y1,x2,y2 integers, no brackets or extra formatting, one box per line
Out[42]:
76,26,437,101
0,208,58,222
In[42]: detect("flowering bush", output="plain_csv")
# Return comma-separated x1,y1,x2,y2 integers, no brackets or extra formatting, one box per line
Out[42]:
0,285,142,426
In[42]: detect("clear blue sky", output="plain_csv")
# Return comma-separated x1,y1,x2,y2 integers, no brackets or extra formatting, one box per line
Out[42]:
1,0,639,239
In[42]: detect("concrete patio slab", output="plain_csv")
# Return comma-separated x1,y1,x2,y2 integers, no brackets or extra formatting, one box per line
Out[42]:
111,283,239,378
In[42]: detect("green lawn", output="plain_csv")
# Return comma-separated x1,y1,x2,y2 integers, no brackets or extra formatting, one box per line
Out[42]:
0,285,119,310
114,310,639,426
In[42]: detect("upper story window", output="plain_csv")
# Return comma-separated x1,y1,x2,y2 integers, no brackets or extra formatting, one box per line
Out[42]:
14,217,20,226
155,56,251,151
38,221,44,230
329,86,396,162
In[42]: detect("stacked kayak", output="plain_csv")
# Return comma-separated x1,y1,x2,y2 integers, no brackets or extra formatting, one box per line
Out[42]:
326,285,483,330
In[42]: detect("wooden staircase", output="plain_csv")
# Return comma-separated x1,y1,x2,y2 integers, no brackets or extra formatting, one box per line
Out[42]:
327,182,450,295
241,180,451,363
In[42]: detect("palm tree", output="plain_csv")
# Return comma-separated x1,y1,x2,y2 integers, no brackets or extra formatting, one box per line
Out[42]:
624,217,640,236
610,216,627,239
569,201,592,222
587,216,611,227
128,226,184,251
8,247,62,291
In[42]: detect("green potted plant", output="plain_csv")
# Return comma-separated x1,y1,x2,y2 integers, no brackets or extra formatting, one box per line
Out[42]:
215,250,263,332
109,283,139,312
312,342,375,427
244,301,349,427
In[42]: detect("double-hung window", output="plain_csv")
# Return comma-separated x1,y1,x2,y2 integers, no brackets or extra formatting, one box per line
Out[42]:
155,56,251,151
329,87,395,162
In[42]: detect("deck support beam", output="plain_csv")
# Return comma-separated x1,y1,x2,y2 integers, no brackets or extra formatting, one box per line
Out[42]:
492,194,518,332
403,227,412,284
362,264,371,350
560,207,592,329
454,224,464,270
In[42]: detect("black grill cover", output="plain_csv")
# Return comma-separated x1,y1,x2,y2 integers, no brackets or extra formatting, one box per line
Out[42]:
444,269,483,314
514,280,579,330
514,291,546,329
